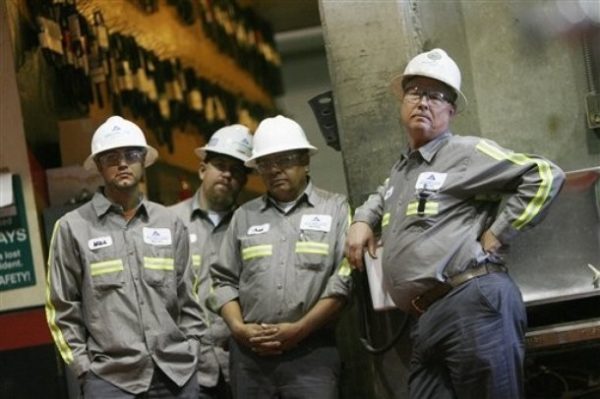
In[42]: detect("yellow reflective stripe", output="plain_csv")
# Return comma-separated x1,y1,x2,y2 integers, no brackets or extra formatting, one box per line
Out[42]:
143,257,175,270
381,212,391,227
90,259,124,276
192,255,201,268
406,202,439,216
337,258,352,276
45,221,74,364
476,140,553,230
242,245,273,260
295,241,329,255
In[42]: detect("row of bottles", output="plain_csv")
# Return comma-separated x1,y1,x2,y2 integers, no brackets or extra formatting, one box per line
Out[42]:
153,0,284,97
32,0,275,150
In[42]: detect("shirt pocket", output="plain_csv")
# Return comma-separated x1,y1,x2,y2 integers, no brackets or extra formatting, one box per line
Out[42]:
240,234,273,274
142,246,176,287
89,257,125,289
295,230,331,271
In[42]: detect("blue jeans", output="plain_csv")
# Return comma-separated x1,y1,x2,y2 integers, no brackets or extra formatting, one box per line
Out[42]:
409,272,527,399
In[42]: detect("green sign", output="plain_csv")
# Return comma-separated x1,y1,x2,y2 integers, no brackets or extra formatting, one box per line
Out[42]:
0,175,36,291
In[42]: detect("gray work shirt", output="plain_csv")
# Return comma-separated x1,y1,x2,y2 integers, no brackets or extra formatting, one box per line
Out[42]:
353,132,565,311
210,182,352,324
46,191,203,394
170,189,232,387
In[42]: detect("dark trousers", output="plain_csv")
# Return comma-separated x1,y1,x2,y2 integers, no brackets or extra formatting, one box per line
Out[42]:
409,272,527,399
198,372,233,399
229,335,340,399
83,368,198,399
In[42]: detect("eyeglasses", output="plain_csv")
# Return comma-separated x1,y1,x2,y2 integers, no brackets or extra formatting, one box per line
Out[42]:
255,153,304,174
403,86,454,107
208,159,247,180
96,148,146,167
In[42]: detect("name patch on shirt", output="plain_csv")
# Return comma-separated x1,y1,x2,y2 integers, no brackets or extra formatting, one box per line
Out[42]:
189,233,197,243
248,223,270,235
143,227,172,246
88,236,113,250
300,214,332,232
415,172,447,191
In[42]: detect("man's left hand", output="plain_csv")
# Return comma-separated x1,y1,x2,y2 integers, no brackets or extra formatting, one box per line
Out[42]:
480,229,502,255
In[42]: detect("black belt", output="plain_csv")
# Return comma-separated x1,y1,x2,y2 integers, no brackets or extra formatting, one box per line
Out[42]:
409,263,507,318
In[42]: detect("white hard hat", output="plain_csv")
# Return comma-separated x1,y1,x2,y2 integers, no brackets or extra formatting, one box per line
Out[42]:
390,48,467,109
245,115,317,168
83,116,158,170
194,124,253,162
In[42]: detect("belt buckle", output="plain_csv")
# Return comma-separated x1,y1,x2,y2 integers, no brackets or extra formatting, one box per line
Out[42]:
410,296,426,316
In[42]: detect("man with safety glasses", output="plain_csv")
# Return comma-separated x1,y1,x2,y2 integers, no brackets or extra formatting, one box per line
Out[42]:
170,124,253,399
46,115,203,398
345,49,566,399
210,115,353,399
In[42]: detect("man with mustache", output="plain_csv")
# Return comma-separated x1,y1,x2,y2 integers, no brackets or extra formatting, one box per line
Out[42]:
345,49,565,399
170,124,253,399
46,115,203,398
210,115,352,399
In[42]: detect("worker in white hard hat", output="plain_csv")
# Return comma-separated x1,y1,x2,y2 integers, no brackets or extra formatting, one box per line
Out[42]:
170,124,253,399
46,115,203,398
209,115,352,399
346,49,565,399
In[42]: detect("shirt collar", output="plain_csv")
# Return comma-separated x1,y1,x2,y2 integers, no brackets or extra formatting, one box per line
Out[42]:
91,189,148,219
190,187,235,225
405,131,452,164
260,179,316,212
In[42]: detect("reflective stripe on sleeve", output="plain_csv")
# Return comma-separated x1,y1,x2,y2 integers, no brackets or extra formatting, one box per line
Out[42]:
476,139,553,230
192,254,201,268
337,258,352,276
45,221,74,365
242,245,273,260
90,259,124,276
295,241,329,255
143,257,175,271
382,212,391,227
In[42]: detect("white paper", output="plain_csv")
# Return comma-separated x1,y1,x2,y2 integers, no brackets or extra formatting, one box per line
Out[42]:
364,246,396,311
0,173,13,207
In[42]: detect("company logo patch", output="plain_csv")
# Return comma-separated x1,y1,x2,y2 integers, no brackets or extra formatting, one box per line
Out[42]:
415,172,447,191
143,227,172,246
300,214,332,232
88,236,113,250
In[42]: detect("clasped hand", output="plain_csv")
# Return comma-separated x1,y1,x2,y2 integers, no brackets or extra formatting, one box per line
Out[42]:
234,322,305,356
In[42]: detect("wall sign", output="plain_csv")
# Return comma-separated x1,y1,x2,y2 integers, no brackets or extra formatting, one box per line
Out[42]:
0,175,36,291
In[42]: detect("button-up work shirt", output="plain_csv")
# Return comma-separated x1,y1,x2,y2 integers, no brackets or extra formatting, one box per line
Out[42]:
210,183,352,324
353,132,565,311
170,189,232,387
46,192,203,394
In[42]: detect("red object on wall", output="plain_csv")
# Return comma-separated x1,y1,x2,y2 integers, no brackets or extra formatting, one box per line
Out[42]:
0,308,53,351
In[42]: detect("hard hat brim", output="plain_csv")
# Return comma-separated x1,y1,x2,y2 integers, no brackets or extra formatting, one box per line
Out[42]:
194,146,250,163
245,145,318,168
389,73,468,112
